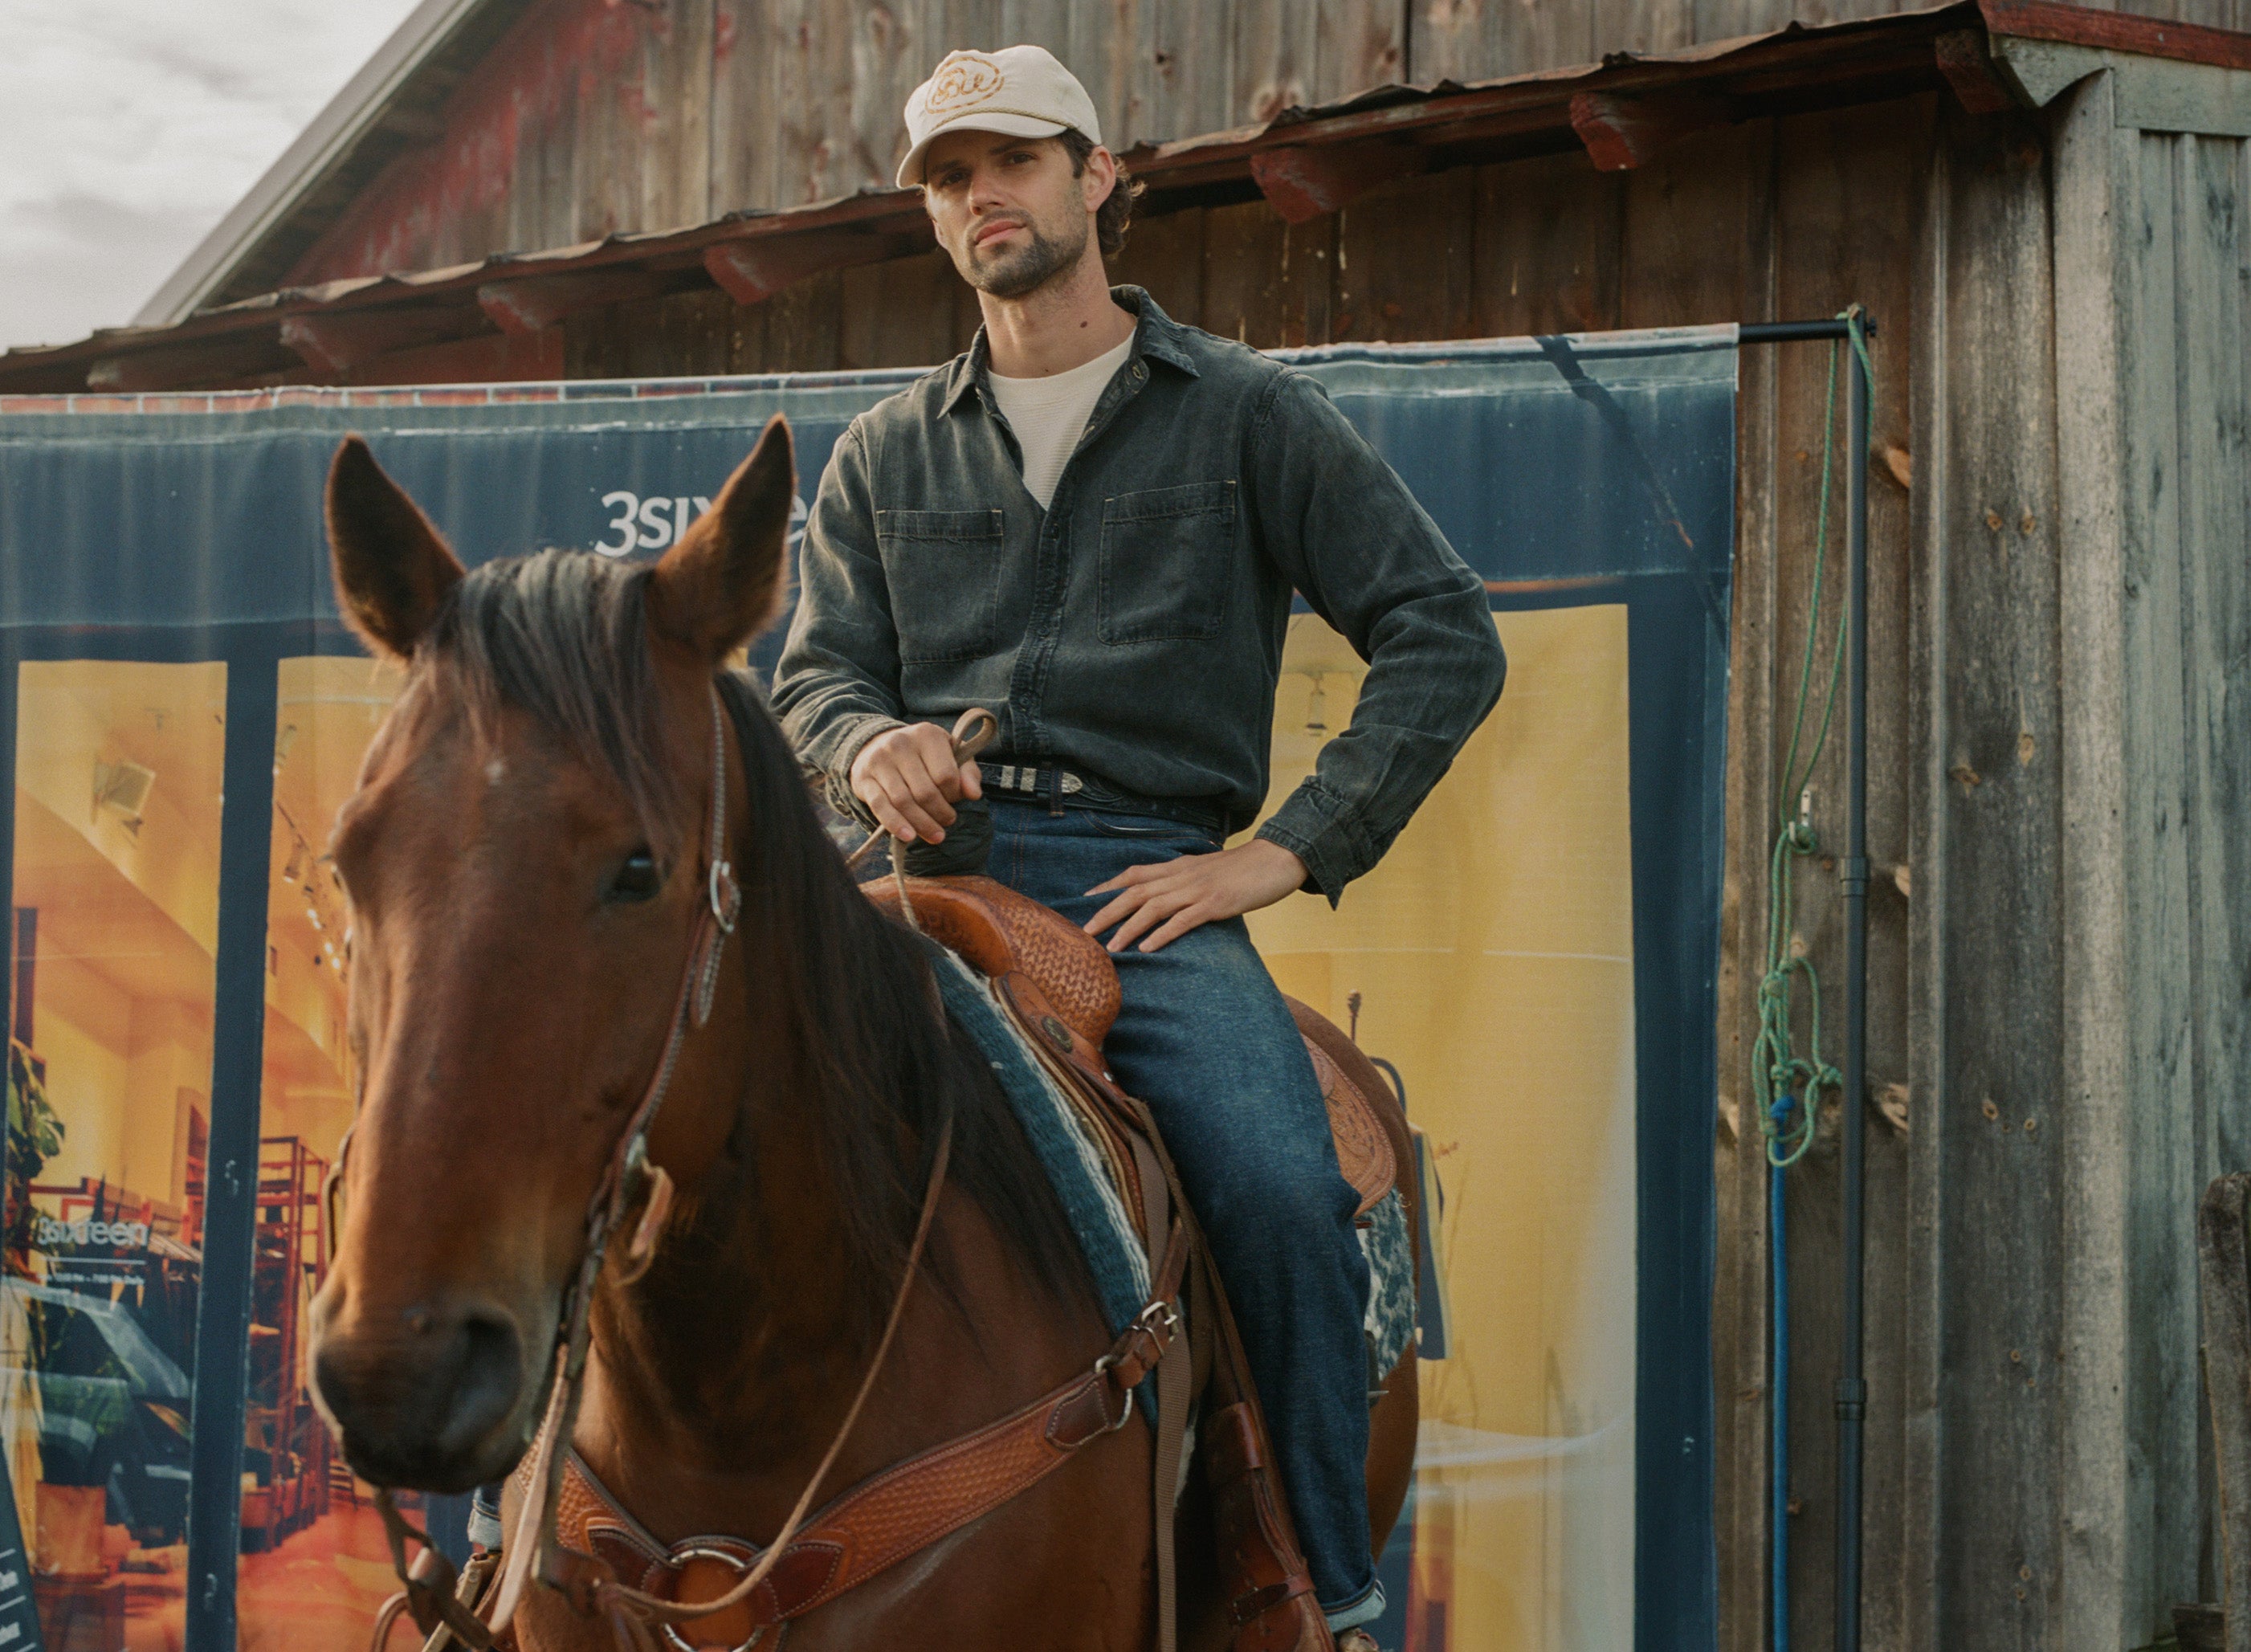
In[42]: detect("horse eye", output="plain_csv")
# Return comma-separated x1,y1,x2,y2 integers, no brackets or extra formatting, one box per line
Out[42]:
608,850,662,903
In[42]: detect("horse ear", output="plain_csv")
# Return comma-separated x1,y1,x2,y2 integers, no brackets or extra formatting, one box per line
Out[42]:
325,434,466,662
647,416,795,660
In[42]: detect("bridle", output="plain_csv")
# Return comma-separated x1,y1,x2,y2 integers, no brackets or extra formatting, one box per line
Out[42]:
361,681,955,1652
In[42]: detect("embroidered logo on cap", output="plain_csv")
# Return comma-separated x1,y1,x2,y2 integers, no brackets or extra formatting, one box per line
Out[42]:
922,51,1005,116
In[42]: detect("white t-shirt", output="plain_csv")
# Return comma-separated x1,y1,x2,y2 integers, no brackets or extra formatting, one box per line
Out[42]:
987,334,1136,510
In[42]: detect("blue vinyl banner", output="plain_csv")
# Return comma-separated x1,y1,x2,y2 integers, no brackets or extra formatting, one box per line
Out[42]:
0,327,1735,1652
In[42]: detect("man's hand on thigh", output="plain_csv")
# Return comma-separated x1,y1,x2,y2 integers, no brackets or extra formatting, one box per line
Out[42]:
1084,838,1308,953
851,722,982,842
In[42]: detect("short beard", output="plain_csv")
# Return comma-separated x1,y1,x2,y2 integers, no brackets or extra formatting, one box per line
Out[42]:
960,211,1088,300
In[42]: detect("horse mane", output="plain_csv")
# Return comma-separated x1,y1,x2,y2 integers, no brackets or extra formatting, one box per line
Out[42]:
410,549,1094,1337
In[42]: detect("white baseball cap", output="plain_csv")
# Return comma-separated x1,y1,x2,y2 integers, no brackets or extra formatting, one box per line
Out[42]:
896,46,1103,189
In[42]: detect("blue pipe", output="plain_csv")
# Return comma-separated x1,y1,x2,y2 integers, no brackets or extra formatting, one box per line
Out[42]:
1771,1096,1793,1652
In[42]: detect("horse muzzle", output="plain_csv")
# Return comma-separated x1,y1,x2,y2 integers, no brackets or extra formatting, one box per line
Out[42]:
308,1285,536,1493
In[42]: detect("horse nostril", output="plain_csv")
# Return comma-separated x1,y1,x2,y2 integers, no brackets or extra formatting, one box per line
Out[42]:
432,1309,524,1462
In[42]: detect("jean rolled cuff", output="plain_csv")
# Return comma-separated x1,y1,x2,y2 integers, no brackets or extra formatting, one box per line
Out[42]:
1323,1580,1387,1633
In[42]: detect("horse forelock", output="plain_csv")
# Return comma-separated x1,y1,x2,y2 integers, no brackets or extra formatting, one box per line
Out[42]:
411,548,686,857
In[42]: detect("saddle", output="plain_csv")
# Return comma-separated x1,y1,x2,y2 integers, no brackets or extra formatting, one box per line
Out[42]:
862,874,1400,1225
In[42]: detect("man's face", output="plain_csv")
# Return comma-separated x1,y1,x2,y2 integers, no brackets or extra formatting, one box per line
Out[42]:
921,131,1107,300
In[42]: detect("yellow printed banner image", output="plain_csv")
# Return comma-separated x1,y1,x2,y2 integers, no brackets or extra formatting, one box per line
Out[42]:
1244,607,1636,1651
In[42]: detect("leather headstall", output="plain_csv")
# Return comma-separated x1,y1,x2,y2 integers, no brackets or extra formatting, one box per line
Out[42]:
368,685,743,1652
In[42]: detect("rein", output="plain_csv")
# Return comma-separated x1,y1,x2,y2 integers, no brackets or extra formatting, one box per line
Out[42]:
361,683,954,1652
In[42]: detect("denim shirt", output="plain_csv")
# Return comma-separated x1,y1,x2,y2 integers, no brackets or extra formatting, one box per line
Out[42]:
772,288,1507,902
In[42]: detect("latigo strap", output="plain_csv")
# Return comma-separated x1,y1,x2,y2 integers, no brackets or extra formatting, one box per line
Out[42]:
532,1221,1193,1642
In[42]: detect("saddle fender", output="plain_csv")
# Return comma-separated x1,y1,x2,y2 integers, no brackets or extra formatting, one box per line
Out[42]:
867,873,1421,1652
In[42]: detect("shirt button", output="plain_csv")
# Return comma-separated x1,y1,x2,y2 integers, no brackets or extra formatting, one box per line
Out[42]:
1132,362,1146,380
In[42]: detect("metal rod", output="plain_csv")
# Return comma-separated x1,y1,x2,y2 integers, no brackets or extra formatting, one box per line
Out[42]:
1834,312,1871,1652
1771,1157,1790,1652
1739,319,1881,344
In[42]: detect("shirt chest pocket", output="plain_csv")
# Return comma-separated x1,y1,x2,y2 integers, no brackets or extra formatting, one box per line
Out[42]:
876,508,1005,663
1097,480,1237,646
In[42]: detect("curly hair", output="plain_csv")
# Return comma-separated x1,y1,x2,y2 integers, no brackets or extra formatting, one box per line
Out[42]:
1057,128,1144,259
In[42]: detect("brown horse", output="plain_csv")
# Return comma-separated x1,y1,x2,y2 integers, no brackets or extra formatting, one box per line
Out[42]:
305,417,1416,1651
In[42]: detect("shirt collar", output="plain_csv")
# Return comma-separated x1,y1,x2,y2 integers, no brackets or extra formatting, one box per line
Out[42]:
940,283,1200,417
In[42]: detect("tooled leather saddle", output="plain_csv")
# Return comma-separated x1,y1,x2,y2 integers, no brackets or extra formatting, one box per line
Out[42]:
535,874,1404,1652
864,875,1401,1228
863,875,1408,1652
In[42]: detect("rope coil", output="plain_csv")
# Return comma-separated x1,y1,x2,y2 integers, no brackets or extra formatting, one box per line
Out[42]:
1752,306,1871,1169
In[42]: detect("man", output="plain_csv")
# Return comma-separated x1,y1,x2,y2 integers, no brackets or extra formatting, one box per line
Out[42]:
772,45,1506,1648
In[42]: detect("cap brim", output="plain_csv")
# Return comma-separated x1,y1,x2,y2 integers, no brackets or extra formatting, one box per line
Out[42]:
896,113,1071,189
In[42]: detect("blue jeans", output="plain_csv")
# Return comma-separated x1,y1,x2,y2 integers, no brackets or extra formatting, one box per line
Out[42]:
988,802,1377,1619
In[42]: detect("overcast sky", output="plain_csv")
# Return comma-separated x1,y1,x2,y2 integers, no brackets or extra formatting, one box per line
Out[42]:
0,0,426,353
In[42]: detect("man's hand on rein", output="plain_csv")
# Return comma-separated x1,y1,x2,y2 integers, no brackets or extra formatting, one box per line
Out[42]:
851,722,983,844
1083,838,1308,955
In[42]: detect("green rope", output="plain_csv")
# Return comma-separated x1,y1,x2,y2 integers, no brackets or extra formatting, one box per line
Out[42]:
1754,306,1868,1169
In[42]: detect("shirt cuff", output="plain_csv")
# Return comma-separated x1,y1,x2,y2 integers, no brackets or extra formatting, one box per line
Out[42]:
1255,780,1376,908
819,713,907,826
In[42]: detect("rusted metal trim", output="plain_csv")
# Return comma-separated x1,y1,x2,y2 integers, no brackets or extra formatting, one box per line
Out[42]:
1978,0,2251,71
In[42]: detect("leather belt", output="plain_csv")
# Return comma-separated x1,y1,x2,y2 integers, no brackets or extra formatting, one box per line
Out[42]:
981,761,1084,798
979,758,1227,834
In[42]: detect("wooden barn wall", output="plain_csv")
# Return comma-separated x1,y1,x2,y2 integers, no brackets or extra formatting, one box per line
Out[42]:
549,87,2249,1649
280,0,2251,291
2047,63,2251,1646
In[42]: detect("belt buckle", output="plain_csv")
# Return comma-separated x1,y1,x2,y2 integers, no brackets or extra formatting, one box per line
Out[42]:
987,763,1083,797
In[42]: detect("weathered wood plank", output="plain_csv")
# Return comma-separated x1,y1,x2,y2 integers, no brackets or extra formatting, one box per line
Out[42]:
2178,129,2251,1221
1691,0,1800,51
839,245,964,368
708,0,766,214
641,0,715,234
1123,0,1234,152
2125,122,2233,1638
1929,100,2067,1652
1900,93,1958,1652
661,286,736,374
2198,1176,2251,1652
1332,167,1475,342
1470,149,1625,337
1410,0,1592,92
1199,197,1334,348
724,285,767,373
847,0,929,194
1596,0,1696,60
2094,120,2200,1649
538,36,582,247
2176,166,2251,1563
1711,111,1782,1652
1618,120,1756,328
777,0,852,205
1315,0,1406,102
1234,0,1316,128
2050,63,2168,1652
761,267,847,371
1107,205,1206,330
563,290,708,379
573,5,627,240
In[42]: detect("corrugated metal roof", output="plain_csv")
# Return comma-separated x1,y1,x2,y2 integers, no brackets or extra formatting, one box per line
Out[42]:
6,0,2247,395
